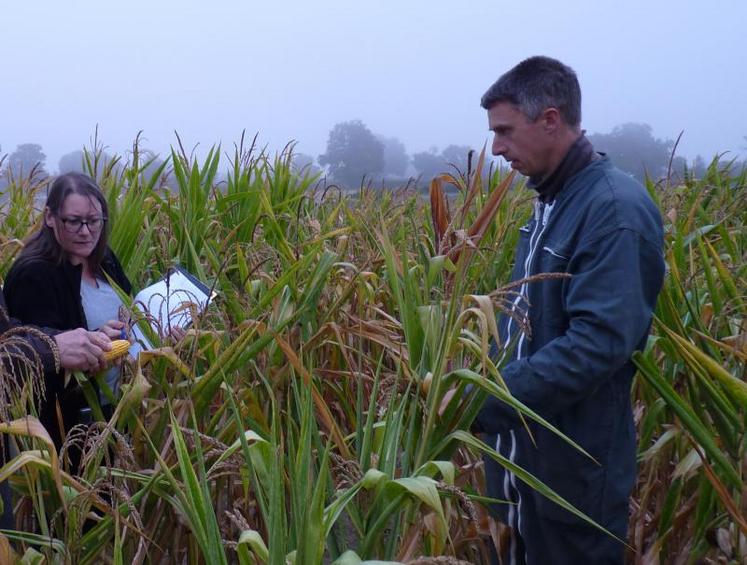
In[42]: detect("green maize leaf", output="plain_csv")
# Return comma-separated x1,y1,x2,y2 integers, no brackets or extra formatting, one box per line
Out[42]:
657,477,683,541
0,530,65,555
237,530,269,564
323,482,365,539
169,410,228,564
415,460,455,485
661,324,747,408
331,551,400,565
448,430,623,544
444,368,596,462
389,476,447,551
19,547,45,565
361,468,387,490
703,239,744,312
633,351,742,489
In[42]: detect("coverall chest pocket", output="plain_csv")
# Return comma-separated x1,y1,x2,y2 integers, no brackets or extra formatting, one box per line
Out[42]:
536,242,572,328
539,244,571,271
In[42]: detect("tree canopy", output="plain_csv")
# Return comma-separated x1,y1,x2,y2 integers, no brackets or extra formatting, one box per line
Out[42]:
291,152,321,176
58,150,86,174
7,143,47,177
319,120,384,187
588,123,673,182
411,149,444,181
378,135,409,178
412,145,480,182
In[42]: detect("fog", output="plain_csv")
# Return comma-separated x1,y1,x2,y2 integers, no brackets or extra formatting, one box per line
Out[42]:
2,0,745,172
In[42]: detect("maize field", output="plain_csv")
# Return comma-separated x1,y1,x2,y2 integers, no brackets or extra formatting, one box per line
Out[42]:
0,135,744,564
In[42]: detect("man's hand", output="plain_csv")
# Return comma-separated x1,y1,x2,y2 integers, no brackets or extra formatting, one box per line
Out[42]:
99,319,126,340
54,328,112,372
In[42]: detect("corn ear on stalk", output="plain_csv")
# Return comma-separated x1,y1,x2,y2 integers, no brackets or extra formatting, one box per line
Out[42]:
104,339,131,362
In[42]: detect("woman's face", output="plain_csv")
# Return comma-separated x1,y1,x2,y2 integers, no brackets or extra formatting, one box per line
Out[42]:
44,193,105,266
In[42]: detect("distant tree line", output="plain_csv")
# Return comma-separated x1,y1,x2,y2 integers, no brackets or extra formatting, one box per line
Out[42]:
2,125,744,191
316,120,488,188
1,143,48,178
314,120,746,189
588,123,691,182
0,144,169,190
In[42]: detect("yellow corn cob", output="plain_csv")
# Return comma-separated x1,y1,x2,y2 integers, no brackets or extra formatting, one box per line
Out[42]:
104,339,131,362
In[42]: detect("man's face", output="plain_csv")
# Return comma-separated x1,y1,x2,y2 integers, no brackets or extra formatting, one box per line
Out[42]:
487,101,554,179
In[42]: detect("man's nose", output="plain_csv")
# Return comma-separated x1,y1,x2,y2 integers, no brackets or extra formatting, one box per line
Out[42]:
492,137,506,157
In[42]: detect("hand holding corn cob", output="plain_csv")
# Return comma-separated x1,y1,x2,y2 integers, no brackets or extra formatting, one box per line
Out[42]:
54,328,113,372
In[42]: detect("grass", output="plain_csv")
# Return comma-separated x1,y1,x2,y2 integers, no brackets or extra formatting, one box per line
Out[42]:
0,137,744,563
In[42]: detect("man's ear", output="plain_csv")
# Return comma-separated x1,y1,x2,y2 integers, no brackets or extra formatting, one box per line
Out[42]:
542,107,562,133
44,207,55,228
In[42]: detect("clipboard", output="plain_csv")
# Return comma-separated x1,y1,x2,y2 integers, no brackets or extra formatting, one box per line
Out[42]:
129,265,217,351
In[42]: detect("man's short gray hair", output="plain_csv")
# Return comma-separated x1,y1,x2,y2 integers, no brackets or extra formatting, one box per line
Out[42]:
481,56,582,127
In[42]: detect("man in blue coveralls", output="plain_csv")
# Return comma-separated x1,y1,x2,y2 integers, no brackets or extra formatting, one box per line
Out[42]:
472,56,665,564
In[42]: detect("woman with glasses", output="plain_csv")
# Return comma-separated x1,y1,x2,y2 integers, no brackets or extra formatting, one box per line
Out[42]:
3,172,132,457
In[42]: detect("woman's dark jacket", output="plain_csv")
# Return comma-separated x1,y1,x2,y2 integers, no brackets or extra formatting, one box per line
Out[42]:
3,248,131,450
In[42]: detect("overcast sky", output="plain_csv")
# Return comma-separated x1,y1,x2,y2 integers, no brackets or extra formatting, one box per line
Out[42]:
2,0,745,172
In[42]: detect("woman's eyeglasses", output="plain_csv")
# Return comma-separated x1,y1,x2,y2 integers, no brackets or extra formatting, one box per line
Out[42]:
58,216,107,233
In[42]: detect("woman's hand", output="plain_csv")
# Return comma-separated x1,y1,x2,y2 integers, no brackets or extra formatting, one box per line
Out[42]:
99,319,127,340
54,328,111,372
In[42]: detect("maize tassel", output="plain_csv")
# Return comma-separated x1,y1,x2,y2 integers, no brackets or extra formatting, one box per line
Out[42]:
104,339,131,362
